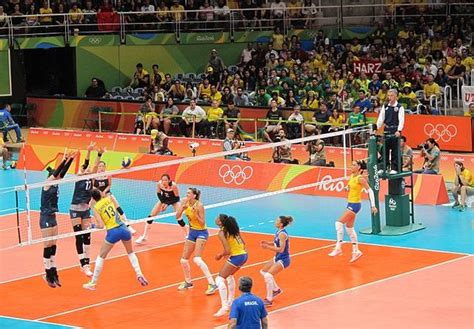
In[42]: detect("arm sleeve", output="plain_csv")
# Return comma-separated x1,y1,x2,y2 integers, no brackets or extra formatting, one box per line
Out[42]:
376,105,385,129
398,105,405,131
367,188,376,208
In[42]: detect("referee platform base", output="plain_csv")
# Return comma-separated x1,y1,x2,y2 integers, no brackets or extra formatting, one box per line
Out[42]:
360,223,426,236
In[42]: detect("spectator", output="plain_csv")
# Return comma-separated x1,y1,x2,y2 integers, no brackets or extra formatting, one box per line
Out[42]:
353,90,373,113
129,63,149,88
223,100,240,134
206,49,225,81
170,0,185,22
234,87,249,107
151,64,164,87
270,0,286,27
205,100,224,138
197,78,212,100
160,97,180,135
168,80,186,100
285,89,299,108
400,135,413,171
69,2,84,26
314,102,331,134
140,97,159,133
303,0,319,29
305,134,326,166
39,1,53,26
447,55,466,85
162,73,173,91
451,161,474,212
398,82,419,113
415,138,441,175
0,104,24,143
228,276,268,329
0,135,9,170
239,43,254,67
151,85,165,102
422,74,441,114
254,87,271,107
286,105,304,139
156,1,170,28
149,129,173,155
328,108,345,145
263,100,283,142
301,90,318,110
179,99,207,137
85,78,106,98
221,86,234,106
223,128,244,160
209,85,222,104
272,129,296,164
82,1,97,29
214,0,230,23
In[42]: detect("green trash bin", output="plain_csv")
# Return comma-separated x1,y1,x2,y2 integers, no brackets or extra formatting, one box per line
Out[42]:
385,194,410,227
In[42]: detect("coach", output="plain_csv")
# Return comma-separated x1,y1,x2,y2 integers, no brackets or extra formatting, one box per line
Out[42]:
376,89,405,174
228,277,268,329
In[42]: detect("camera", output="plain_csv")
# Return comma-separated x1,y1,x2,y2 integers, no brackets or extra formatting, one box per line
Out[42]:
273,136,281,142
418,143,428,150
189,142,200,150
238,141,245,147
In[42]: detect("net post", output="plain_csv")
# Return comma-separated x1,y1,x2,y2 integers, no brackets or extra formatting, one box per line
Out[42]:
99,111,102,133
367,132,381,234
15,190,21,244
342,126,347,175
254,118,258,141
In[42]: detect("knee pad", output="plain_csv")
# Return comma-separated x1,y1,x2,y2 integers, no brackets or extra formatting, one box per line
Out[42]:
43,246,53,258
216,275,225,287
73,224,82,232
83,233,91,245
263,272,273,283
51,245,57,255
193,257,203,267
259,270,266,277
180,258,189,265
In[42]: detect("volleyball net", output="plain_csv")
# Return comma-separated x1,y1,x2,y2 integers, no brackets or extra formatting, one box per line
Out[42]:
1,126,371,250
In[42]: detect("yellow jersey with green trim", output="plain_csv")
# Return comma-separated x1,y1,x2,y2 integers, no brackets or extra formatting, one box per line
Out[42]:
184,200,206,230
347,174,363,203
227,233,247,256
94,197,122,230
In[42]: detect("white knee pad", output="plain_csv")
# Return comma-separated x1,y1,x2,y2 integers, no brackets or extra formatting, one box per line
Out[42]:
259,270,266,277
216,275,225,288
180,258,189,265
193,256,203,267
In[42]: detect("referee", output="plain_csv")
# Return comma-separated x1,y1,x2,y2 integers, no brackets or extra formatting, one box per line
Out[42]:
376,89,405,174
228,277,268,329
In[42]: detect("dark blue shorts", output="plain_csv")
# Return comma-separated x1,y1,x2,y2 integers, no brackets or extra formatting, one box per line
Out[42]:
275,255,290,269
105,225,131,244
69,209,91,220
187,228,209,243
227,253,248,267
347,202,362,214
40,214,57,229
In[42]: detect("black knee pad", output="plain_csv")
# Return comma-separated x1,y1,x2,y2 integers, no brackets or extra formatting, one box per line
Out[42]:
147,220,153,225
117,207,124,215
83,233,91,245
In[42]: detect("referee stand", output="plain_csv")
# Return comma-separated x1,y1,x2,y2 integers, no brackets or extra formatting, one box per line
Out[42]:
360,127,425,236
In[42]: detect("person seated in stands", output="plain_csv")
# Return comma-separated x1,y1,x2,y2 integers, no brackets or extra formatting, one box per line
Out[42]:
139,97,159,133
398,82,419,113
0,135,9,170
0,104,24,143
422,74,441,114
162,73,173,91
179,98,207,137
263,100,283,142
234,87,250,107
129,63,149,88
451,160,474,212
209,85,222,104
220,86,234,106
205,100,224,138
301,90,319,110
160,97,180,135
151,85,165,102
400,136,413,171
353,89,372,113
415,138,441,175
151,64,164,87
197,78,212,100
168,79,186,101
272,129,298,164
223,100,240,138
149,129,173,155
305,132,326,166
286,105,304,139
85,78,106,98
254,87,272,107
328,108,345,145
313,102,331,134
347,104,365,128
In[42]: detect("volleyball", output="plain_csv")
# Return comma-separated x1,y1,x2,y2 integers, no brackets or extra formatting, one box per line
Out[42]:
121,156,132,168
10,161,17,169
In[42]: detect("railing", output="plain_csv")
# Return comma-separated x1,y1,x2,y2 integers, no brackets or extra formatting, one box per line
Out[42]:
0,2,473,44
471,69,474,86
443,85,452,116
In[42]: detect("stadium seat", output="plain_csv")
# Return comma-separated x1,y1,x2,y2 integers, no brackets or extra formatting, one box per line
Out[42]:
111,86,122,93
228,65,239,75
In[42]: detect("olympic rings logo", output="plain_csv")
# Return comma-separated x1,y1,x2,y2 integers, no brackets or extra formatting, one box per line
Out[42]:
218,164,253,185
423,123,457,143
88,37,102,44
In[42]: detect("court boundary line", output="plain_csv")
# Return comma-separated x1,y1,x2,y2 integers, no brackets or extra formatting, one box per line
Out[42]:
0,315,77,328
213,254,472,329
35,242,336,321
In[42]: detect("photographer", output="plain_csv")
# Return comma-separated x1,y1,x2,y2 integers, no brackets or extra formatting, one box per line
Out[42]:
223,128,247,160
451,161,474,212
149,129,173,156
305,134,326,166
400,136,413,171
415,138,441,175
272,129,297,164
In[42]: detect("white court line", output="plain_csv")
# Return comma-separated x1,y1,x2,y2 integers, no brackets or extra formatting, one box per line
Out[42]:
35,243,335,321
0,315,78,328
213,255,473,329
0,226,19,233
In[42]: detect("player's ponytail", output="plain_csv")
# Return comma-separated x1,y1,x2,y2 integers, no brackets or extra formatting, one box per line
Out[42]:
189,187,201,200
356,159,367,172
279,216,294,227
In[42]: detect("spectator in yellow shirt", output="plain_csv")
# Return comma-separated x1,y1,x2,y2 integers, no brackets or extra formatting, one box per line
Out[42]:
397,25,410,39
210,85,222,104
301,90,319,110
422,74,440,113
461,48,474,72
204,100,224,138
39,1,53,24
452,161,474,211
197,79,212,99
69,3,83,25
129,63,149,88
170,0,185,21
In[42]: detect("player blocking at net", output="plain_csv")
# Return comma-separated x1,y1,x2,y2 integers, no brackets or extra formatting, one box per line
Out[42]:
41,150,78,288
328,160,378,262
83,188,148,290
135,173,187,244
69,143,105,277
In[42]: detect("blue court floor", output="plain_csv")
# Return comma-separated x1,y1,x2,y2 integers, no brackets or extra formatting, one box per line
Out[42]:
0,170,473,255
0,316,76,329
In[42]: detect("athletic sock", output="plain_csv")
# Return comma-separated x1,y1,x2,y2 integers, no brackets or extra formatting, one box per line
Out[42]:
180,258,191,283
216,276,227,308
345,227,359,252
92,256,104,284
226,275,235,306
127,252,143,277
263,272,275,301
335,221,344,250
193,257,215,285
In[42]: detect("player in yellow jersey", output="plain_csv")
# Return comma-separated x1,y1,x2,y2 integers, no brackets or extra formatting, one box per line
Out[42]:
175,187,217,294
83,188,148,290
328,160,378,263
213,214,248,317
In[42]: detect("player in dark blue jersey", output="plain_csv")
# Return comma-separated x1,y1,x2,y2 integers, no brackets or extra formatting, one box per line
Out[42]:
260,215,293,307
93,161,136,235
135,173,185,244
41,150,78,288
70,143,105,277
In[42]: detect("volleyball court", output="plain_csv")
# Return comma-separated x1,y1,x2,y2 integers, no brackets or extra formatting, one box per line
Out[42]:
0,127,471,329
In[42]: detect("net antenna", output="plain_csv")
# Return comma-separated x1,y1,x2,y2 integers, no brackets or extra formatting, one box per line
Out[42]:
5,126,370,249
